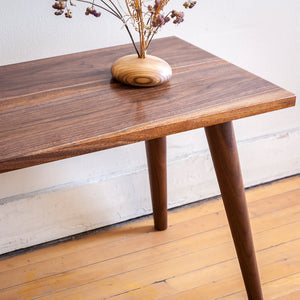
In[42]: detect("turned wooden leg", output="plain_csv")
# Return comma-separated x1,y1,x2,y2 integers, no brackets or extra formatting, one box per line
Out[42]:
145,136,167,231
205,121,263,300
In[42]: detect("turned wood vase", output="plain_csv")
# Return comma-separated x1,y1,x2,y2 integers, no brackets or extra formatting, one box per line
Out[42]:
111,54,172,87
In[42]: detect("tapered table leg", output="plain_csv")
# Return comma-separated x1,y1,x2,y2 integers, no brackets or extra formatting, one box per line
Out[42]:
145,136,167,231
205,121,263,300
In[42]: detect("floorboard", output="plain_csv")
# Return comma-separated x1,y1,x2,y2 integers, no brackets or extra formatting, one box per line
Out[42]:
0,175,299,300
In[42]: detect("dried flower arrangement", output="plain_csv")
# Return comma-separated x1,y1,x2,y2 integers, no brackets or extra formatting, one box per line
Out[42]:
52,0,196,59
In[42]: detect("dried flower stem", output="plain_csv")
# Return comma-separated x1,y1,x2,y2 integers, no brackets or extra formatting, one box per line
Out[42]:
52,0,196,58
77,0,120,18
138,0,146,58
77,0,140,55
123,23,140,56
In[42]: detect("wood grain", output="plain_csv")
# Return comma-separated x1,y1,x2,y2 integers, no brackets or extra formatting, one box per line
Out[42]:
111,54,172,87
0,37,295,173
205,122,263,299
0,176,299,299
145,137,167,230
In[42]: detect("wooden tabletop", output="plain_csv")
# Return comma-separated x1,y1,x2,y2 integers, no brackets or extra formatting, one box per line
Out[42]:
0,37,295,173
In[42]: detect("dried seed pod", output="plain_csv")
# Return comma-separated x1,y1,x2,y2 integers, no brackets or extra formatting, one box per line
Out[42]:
65,9,72,18
54,10,64,15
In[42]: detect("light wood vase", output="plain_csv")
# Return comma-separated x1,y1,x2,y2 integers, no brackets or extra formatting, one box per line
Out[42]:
111,54,172,87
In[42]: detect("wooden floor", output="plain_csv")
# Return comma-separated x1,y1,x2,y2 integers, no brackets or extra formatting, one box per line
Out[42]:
0,176,299,300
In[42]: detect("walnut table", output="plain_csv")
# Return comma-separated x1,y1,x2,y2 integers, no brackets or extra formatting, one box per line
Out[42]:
0,37,295,299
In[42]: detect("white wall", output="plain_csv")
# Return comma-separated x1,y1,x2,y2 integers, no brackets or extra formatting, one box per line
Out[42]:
0,0,299,254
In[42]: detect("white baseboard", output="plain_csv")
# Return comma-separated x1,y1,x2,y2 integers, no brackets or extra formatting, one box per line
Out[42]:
0,127,299,254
